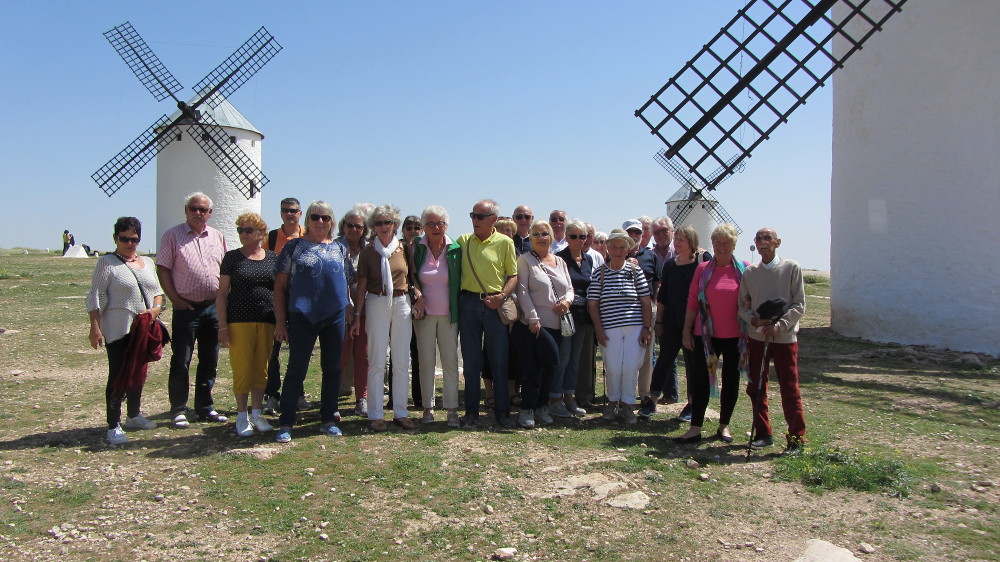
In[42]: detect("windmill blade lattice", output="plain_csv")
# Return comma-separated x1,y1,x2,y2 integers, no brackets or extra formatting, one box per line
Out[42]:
636,0,908,192
91,114,177,197
190,112,269,198
103,22,183,102
193,27,282,111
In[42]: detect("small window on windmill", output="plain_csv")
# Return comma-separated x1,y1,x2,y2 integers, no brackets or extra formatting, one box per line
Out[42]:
229,136,237,145
251,140,256,147
176,132,182,141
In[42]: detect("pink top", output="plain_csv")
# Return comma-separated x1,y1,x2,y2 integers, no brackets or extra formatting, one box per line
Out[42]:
687,261,743,338
419,238,450,317
157,222,228,302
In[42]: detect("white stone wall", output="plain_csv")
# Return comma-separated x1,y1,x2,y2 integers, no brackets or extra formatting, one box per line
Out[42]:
832,0,1000,355
155,125,263,251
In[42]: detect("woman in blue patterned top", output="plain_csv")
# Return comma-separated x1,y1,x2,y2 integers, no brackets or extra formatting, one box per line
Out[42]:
273,201,350,442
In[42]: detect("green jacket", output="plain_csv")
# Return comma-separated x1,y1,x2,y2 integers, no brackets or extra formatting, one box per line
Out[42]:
411,236,462,324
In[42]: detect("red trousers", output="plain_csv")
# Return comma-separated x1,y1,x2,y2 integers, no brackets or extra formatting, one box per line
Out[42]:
745,339,806,441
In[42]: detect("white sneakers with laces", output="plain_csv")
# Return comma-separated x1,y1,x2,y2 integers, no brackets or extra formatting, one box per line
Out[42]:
107,425,128,445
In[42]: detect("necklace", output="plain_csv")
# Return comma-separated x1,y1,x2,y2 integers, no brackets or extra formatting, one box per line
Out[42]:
114,252,139,263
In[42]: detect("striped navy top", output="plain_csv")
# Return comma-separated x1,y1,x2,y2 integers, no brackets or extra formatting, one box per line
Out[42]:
588,263,650,329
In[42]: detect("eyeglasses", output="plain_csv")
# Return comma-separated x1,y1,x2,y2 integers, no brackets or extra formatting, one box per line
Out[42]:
345,223,365,230
424,221,446,228
469,212,496,221
531,231,550,238
237,227,257,235
373,220,396,227
187,206,211,214
549,216,566,222
653,229,672,235
626,229,642,235
117,235,140,244
309,214,332,222
405,225,421,231
281,208,301,214
514,214,532,221
568,234,587,240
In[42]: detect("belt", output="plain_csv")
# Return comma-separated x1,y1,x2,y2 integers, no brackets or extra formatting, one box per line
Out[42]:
460,289,502,300
368,289,408,297
189,299,215,307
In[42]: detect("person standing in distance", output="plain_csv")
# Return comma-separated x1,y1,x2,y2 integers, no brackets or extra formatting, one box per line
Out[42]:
157,192,228,428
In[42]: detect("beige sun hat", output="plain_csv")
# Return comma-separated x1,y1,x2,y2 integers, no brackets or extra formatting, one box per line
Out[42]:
606,228,636,251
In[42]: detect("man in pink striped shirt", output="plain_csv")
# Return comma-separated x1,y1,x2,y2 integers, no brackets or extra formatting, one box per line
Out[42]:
157,192,229,428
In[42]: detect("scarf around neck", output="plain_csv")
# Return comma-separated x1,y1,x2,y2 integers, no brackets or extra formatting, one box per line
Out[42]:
374,236,400,302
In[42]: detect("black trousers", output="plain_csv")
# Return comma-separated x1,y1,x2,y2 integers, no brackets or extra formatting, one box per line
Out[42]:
105,334,141,428
687,336,741,428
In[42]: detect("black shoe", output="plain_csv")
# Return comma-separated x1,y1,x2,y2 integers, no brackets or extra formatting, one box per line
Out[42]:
201,410,228,423
497,415,517,429
750,435,774,449
673,434,702,444
716,429,734,443
637,396,656,418
458,415,479,429
782,443,803,456
675,403,692,422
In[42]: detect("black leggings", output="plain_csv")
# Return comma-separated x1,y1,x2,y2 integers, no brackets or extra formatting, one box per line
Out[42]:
106,335,141,429
687,336,741,428
649,326,684,401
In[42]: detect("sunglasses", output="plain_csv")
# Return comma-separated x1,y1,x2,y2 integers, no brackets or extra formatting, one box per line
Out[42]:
424,221,446,228
187,206,211,214
514,214,532,220
237,227,257,234
653,229,672,235
549,216,566,222
627,229,642,235
310,214,332,222
117,235,140,244
531,231,551,238
469,212,496,221
405,225,421,231
345,223,365,230
568,234,587,240
373,220,396,227
281,208,301,214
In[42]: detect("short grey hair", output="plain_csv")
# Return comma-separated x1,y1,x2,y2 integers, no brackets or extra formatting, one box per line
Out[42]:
475,198,500,216
566,218,587,235
184,191,212,208
652,216,674,230
594,231,608,243
530,219,554,241
368,204,402,229
421,205,449,225
711,223,740,244
337,207,369,238
304,201,335,234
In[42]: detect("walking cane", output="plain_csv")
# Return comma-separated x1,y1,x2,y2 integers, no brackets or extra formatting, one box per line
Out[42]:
746,298,788,459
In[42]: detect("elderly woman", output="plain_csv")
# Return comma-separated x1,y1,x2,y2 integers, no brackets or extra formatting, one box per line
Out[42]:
678,223,747,443
87,217,166,445
411,206,462,427
337,208,370,417
217,213,276,437
352,204,421,431
273,201,349,442
513,219,574,428
641,225,711,418
588,229,652,424
494,217,516,239
591,231,608,262
552,219,593,417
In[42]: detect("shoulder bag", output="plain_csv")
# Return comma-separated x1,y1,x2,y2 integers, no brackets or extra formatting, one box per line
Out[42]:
466,244,519,325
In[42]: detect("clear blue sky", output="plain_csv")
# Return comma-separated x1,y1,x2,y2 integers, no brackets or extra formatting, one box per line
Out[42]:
0,1,832,269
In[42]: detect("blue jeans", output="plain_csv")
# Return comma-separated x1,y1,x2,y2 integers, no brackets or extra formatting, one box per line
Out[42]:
279,311,344,428
168,303,219,416
458,292,510,420
552,308,588,398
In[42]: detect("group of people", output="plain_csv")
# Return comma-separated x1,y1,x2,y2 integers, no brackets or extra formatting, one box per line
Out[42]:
86,193,808,454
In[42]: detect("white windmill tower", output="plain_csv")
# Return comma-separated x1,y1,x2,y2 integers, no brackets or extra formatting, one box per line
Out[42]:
655,149,742,244
92,22,281,250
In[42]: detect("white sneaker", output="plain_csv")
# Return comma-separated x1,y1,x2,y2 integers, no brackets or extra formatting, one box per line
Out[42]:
124,415,156,430
535,406,554,425
547,401,573,418
263,396,279,415
564,397,586,416
250,414,273,433
518,409,535,428
107,425,128,445
172,413,190,428
235,416,254,437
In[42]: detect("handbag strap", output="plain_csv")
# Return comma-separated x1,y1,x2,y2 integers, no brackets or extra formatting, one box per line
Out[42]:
531,250,564,302
465,240,489,295
112,253,151,309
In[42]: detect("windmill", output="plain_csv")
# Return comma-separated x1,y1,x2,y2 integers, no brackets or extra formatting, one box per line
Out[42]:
635,0,907,192
92,22,281,247
655,148,743,242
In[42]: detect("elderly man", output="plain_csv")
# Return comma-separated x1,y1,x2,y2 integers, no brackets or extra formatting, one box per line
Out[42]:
511,204,533,255
738,227,807,455
262,197,307,415
157,192,228,427
549,209,568,253
457,199,518,428
650,216,675,262
638,215,654,249
624,219,662,399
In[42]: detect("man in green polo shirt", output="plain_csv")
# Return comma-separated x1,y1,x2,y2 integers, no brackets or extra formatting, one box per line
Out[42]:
457,199,518,428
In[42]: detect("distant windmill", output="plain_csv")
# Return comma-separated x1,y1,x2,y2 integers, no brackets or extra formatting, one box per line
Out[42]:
655,149,742,241
635,0,907,191
93,22,281,247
